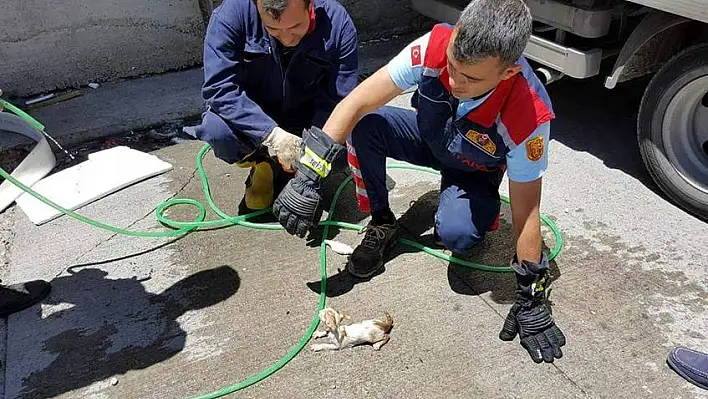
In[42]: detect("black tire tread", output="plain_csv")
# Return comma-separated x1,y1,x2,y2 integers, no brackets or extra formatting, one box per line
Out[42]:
637,41,708,221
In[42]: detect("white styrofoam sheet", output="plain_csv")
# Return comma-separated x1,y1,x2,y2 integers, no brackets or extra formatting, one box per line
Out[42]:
15,146,173,225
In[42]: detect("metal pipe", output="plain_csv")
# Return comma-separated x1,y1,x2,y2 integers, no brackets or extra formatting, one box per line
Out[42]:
535,67,565,85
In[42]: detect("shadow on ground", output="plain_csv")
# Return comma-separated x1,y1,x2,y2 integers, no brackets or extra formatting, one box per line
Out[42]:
447,244,562,307
445,206,563,307
17,264,240,399
307,188,563,301
544,75,658,190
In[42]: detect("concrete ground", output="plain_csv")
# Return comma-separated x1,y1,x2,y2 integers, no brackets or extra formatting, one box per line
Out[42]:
1,73,708,399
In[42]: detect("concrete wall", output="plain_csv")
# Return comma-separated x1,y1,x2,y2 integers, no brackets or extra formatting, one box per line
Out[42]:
341,0,433,40
0,0,430,98
0,0,206,97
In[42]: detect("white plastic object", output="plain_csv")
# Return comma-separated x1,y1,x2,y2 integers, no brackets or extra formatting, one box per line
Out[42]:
0,112,57,213
15,146,173,225
324,239,354,255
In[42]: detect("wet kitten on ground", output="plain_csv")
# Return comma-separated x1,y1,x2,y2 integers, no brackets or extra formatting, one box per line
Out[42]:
311,307,393,351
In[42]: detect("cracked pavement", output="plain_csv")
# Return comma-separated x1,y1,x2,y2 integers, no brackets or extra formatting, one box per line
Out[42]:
1,75,708,399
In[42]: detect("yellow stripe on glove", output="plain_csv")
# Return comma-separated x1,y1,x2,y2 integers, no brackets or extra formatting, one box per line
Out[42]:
300,147,332,178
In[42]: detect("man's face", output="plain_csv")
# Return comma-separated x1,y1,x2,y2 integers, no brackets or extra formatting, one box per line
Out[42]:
258,0,312,48
445,30,522,99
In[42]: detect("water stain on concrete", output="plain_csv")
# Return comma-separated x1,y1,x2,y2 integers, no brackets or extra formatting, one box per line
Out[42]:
546,227,706,397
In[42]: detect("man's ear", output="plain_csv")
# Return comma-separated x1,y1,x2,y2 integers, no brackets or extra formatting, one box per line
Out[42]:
501,64,523,81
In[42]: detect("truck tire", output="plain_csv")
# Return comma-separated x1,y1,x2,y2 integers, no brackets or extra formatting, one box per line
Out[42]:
638,42,708,221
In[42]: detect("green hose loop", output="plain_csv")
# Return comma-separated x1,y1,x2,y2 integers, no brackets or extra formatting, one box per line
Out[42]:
0,101,562,398
0,98,45,132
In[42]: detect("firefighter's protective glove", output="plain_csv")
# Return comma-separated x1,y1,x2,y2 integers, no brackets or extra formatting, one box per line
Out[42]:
499,253,566,363
272,127,346,237
262,126,302,172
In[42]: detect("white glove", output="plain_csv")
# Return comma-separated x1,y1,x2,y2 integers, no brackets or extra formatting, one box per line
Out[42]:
262,126,301,172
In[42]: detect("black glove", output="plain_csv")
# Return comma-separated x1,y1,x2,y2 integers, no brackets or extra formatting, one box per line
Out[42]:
499,253,566,363
272,126,346,237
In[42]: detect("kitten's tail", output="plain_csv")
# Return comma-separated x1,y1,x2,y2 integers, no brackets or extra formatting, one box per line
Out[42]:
374,311,394,332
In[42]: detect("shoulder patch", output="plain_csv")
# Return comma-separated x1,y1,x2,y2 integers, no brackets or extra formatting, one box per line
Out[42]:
525,135,544,162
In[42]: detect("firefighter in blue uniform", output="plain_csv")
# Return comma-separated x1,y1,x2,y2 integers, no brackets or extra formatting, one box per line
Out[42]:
194,0,358,214
271,0,568,363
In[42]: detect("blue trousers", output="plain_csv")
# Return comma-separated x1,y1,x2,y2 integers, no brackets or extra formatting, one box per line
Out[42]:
348,106,501,253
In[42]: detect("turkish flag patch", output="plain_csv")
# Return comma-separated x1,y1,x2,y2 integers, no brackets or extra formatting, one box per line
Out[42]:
410,45,422,66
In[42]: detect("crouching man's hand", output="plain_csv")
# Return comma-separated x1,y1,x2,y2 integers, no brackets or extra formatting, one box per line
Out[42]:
262,127,302,172
272,127,346,237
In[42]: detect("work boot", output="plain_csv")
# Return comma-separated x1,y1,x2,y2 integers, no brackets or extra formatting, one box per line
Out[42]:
237,158,294,221
346,221,399,279
239,161,276,213
0,280,51,317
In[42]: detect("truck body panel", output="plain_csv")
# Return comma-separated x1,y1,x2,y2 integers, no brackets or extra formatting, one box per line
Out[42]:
623,0,708,24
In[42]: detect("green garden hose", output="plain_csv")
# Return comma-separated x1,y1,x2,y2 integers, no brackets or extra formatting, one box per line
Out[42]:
0,101,562,398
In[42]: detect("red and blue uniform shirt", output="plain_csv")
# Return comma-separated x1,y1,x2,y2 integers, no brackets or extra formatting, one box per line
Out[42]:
387,24,554,183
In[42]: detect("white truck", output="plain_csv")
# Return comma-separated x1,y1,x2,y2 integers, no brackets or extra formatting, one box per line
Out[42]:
411,0,708,220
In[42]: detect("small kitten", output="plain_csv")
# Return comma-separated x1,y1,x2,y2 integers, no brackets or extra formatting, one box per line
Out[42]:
311,307,393,352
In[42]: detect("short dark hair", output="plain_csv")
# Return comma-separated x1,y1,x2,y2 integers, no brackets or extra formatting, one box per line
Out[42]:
453,0,532,68
257,0,312,20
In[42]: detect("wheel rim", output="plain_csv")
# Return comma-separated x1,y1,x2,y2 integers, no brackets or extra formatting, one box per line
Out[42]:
662,75,708,194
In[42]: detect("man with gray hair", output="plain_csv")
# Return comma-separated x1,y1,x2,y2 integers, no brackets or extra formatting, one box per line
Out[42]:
272,0,567,363
194,0,358,215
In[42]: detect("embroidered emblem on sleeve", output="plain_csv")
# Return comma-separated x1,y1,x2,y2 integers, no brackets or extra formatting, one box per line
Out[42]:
526,135,544,162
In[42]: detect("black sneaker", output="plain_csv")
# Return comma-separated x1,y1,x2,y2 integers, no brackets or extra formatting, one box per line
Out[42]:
346,221,399,279
0,280,51,317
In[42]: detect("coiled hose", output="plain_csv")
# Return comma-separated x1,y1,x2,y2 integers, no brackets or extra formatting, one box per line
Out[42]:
0,101,561,398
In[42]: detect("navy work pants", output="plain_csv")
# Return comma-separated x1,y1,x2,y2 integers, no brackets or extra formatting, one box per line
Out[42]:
347,106,501,253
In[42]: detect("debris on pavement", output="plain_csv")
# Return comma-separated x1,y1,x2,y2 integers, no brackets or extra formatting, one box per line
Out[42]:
325,239,354,255
25,90,83,110
25,93,55,106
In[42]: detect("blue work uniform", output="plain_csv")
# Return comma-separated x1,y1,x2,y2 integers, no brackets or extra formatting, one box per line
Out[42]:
347,24,554,253
194,0,359,164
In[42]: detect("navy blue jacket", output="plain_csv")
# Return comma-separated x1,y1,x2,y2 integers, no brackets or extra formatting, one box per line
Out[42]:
194,0,359,163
